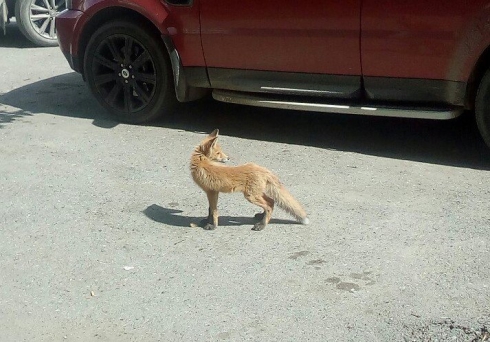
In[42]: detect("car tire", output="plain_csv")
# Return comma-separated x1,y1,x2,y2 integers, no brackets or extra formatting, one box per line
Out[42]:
475,69,490,148
15,0,65,47
84,20,176,124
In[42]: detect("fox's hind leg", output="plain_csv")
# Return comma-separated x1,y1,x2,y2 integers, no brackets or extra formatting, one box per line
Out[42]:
253,193,275,222
245,193,274,231
203,191,219,230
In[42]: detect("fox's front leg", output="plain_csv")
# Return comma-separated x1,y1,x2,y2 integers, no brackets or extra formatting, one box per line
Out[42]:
203,191,219,230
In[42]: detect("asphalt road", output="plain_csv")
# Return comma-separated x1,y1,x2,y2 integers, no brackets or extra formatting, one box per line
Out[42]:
1,23,489,341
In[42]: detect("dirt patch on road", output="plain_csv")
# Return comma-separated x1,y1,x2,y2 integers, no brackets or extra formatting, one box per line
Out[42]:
404,319,489,342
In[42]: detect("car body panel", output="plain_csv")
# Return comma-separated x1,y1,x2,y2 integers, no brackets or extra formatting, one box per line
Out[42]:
199,0,361,75
363,77,466,106
361,0,490,82
56,0,490,118
56,9,83,58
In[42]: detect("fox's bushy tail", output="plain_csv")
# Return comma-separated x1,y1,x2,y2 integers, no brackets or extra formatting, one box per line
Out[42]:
266,176,309,224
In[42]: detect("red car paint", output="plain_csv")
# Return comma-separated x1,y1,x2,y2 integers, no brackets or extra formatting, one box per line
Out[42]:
361,0,490,81
60,0,206,66
58,0,490,82
199,0,361,75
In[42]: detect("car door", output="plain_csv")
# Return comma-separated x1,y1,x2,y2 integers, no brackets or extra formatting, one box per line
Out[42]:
199,0,362,99
360,1,488,106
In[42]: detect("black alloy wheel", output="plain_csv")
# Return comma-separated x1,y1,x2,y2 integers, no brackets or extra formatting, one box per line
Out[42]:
93,34,157,113
84,20,176,123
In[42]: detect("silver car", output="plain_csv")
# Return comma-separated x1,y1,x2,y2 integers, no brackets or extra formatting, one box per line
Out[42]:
1,0,66,46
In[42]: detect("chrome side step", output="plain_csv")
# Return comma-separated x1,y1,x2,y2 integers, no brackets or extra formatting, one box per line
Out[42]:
212,90,463,120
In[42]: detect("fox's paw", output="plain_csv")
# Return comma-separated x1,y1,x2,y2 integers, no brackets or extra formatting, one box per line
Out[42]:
203,223,217,230
252,223,266,231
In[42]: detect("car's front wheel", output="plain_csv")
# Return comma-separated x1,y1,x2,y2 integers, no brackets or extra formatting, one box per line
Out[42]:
15,0,66,47
84,20,176,124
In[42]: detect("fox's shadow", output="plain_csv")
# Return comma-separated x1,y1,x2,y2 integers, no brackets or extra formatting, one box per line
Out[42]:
143,204,297,229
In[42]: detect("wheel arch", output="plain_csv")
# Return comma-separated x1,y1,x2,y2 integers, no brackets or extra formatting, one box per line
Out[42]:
77,5,207,102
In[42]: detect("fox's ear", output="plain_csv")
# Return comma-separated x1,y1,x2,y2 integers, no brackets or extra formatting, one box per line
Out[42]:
209,129,219,138
209,135,219,149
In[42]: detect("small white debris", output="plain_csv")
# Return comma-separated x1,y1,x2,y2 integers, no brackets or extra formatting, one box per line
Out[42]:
123,266,134,271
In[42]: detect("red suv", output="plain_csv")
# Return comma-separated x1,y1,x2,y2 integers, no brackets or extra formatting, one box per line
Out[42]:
57,1,490,147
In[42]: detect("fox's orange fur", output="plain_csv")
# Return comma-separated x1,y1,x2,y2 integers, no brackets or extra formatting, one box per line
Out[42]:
190,129,309,231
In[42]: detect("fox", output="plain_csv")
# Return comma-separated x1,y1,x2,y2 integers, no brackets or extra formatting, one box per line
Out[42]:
190,129,309,231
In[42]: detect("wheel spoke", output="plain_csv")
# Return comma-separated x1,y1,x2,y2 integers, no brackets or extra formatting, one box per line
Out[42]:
94,53,118,71
42,0,50,9
123,36,133,65
133,71,156,84
106,83,123,106
30,4,49,12
123,85,132,112
38,18,50,34
49,18,55,38
131,51,150,69
95,73,117,86
133,82,151,104
31,14,50,20
50,0,56,9
106,37,123,63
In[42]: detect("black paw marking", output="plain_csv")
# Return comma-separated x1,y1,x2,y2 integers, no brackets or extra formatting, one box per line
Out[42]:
254,212,265,221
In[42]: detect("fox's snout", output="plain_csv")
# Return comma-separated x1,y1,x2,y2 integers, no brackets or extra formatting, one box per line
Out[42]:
210,144,229,163
208,152,229,163
215,155,229,163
